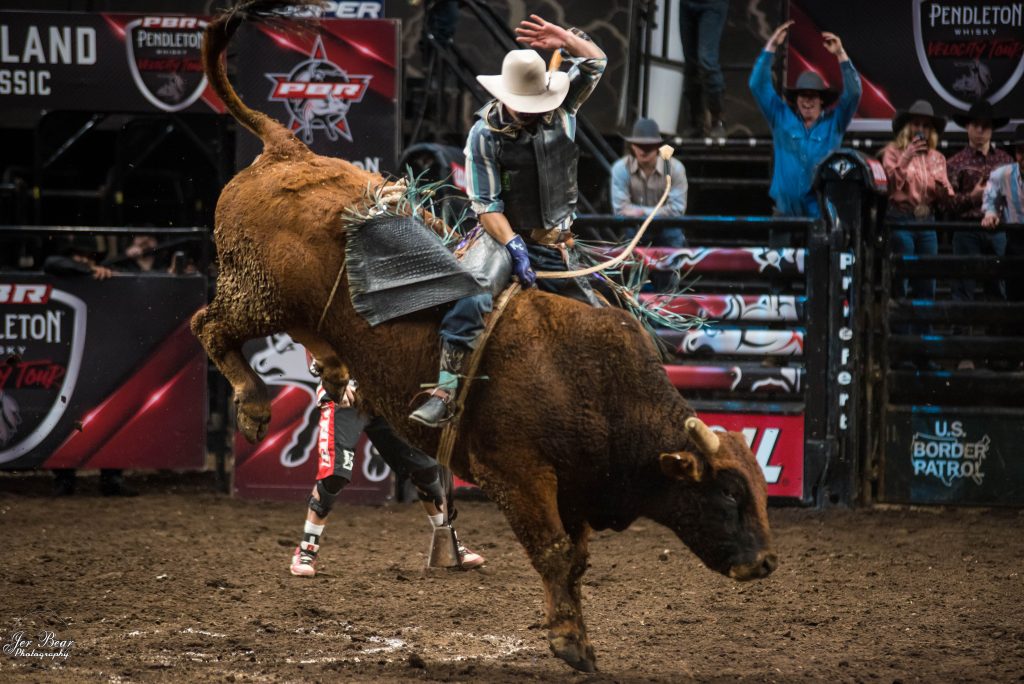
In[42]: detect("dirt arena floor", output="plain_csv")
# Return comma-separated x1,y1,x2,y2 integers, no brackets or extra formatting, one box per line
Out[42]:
1,472,1021,683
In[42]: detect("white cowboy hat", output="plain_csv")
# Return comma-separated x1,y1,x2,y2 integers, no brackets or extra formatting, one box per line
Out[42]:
476,50,570,114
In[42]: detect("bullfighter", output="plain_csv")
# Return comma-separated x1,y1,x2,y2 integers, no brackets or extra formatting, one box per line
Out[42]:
410,14,606,428
292,354,484,576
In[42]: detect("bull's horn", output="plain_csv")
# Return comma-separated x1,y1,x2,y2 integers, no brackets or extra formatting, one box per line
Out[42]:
685,417,720,455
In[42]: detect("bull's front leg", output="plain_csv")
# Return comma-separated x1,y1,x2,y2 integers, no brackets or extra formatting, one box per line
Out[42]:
191,305,270,443
291,332,349,401
472,459,596,672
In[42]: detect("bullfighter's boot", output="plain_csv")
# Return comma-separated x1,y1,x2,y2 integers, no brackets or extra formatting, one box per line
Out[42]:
409,341,467,428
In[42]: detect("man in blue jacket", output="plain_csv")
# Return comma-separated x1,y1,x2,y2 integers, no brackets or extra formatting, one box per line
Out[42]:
749,21,862,223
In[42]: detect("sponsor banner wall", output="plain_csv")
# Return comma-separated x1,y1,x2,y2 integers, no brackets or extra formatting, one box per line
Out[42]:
789,1,1024,132
232,334,393,504
0,273,206,470
884,411,1024,505
0,11,225,114
232,19,400,175
700,412,804,499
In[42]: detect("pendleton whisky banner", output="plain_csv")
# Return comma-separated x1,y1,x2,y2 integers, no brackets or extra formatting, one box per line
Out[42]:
788,1,1024,131
0,12,225,114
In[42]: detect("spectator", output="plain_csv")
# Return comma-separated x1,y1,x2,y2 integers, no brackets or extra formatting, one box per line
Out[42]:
610,117,688,249
42,234,113,280
416,0,460,58
120,233,170,273
881,100,954,368
945,102,1012,368
982,124,1024,301
749,21,862,231
44,234,136,497
679,0,729,138
981,124,1024,228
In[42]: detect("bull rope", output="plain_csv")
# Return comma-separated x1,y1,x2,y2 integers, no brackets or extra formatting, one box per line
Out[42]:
316,259,346,333
535,144,675,280
435,281,521,468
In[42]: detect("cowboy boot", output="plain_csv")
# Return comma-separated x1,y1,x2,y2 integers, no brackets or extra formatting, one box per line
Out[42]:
707,91,726,138
409,340,468,428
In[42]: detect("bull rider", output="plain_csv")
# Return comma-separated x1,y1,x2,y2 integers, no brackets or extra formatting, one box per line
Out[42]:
409,14,606,427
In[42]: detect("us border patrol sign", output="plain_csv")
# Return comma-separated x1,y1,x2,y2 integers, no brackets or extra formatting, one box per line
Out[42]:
884,409,1024,505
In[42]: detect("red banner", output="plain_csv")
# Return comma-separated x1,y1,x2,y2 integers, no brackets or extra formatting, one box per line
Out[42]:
0,274,207,470
698,412,805,499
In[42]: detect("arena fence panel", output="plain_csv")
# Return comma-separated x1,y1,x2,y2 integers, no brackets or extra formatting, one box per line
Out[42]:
868,218,1024,506
0,225,213,474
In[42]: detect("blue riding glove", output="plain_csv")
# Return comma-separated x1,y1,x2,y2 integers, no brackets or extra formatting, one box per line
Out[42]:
505,235,536,288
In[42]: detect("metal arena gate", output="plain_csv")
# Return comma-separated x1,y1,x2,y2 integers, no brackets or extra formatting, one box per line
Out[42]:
583,145,1024,509
870,218,1024,506
577,147,878,508
586,147,1024,508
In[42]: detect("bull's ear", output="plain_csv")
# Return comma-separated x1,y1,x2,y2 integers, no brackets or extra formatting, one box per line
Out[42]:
659,451,704,482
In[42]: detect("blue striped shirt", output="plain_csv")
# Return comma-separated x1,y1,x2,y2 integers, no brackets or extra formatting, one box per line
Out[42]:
982,162,1024,224
463,55,606,230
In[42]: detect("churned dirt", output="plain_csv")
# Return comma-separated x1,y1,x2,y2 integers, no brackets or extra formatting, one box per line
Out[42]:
0,472,1021,683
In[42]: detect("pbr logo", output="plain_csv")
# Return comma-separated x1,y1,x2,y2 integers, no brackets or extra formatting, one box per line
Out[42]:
913,0,1024,109
265,36,372,144
125,16,209,113
0,286,87,464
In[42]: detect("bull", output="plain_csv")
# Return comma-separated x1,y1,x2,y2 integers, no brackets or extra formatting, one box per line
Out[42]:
194,1,778,671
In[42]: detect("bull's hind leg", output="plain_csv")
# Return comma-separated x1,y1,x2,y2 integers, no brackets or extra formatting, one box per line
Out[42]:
472,457,596,672
192,304,272,443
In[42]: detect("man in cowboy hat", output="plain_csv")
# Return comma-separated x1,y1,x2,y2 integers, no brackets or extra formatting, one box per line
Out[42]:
410,14,606,428
610,117,688,249
749,20,862,224
945,101,1013,319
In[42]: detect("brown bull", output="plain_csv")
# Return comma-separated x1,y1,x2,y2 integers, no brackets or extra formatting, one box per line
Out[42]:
194,1,777,672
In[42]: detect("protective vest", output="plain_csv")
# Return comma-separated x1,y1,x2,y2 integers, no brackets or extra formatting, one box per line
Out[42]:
496,121,579,233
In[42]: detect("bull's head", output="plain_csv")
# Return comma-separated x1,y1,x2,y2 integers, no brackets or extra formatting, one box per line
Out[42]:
654,417,778,581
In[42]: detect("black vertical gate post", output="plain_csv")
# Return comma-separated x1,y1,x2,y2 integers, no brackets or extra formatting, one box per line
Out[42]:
812,149,889,506
802,211,831,505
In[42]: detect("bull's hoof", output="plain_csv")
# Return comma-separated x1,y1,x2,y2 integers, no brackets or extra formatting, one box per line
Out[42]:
320,377,343,404
235,401,270,443
318,368,349,404
549,633,596,673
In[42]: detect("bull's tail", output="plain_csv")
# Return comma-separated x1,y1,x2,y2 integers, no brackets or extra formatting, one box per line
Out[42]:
202,0,323,153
